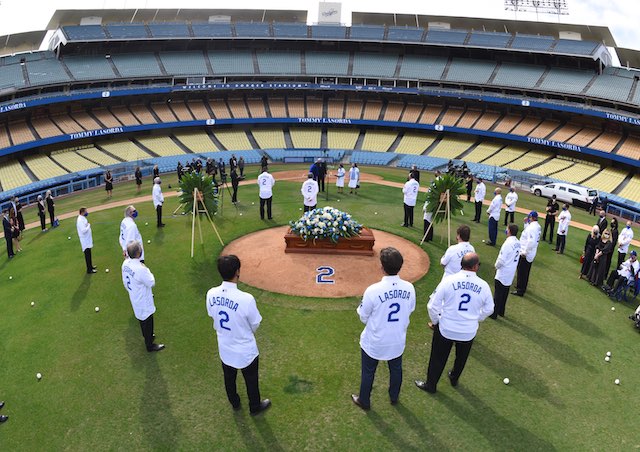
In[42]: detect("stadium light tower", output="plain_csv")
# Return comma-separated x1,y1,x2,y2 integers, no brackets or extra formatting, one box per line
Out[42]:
504,0,569,21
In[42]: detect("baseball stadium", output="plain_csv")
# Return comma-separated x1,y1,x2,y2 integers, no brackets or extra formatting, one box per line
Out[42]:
1,1,639,449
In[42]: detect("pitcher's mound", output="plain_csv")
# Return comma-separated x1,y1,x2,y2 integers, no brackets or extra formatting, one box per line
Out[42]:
223,226,430,298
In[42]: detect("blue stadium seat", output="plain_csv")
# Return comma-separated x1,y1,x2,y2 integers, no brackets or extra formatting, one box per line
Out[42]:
191,23,232,38
446,59,496,84
552,39,598,55
208,50,254,75
306,51,349,76
311,25,347,39
352,53,398,78
349,25,385,40
425,29,468,45
159,51,208,76
235,22,271,38
387,27,424,42
468,32,511,48
63,55,117,81
0,64,26,90
106,23,149,39
399,55,448,80
490,63,546,89
25,59,71,85
272,23,308,38
110,53,163,77
63,25,107,40
256,51,301,74
510,34,554,51
148,23,190,38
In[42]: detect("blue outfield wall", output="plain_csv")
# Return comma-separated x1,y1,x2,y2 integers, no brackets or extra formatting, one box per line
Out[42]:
1,116,638,169
2,82,640,126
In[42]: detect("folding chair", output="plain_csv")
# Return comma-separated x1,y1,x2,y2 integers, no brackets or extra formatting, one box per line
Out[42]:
614,270,640,303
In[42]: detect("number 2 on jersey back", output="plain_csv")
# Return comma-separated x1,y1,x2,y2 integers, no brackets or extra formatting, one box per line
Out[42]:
458,293,471,311
219,310,231,331
387,303,400,322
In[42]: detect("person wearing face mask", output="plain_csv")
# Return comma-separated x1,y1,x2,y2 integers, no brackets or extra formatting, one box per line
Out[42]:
503,187,518,226
542,195,559,244
602,250,639,295
152,177,165,228
77,207,97,274
486,188,502,246
596,211,608,238
119,205,144,262
616,221,634,269
606,218,619,275
588,229,613,287
554,204,571,254
491,223,520,319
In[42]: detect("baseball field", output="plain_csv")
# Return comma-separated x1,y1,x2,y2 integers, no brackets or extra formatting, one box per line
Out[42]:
1,164,637,450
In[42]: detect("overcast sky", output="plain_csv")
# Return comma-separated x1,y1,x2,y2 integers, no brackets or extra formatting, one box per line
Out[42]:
0,0,638,51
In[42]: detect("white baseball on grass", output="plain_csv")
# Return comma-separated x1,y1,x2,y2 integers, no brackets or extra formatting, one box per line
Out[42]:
36,373,42,380
606,351,611,357
605,356,610,362
68,236,71,240
147,240,151,244
239,213,243,216
105,268,110,273
615,378,620,385
503,378,510,385
31,302,35,307
95,307,100,312
9,276,12,280
145,222,149,226
251,202,255,205
482,240,485,243
611,306,616,311
374,212,378,215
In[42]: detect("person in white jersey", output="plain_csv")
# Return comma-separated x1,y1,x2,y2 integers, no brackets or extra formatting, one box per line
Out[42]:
491,223,521,319
616,221,635,269
351,247,416,410
76,207,97,274
152,177,165,228
257,166,275,220
512,211,542,296
335,163,345,194
473,178,486,223
301,173,319,212
486,187,502,246
415,253,493,393
554,204,571,254
121,240,164,352
503,186,518,226
402,174,420,227
440,225,475,279
206,255,271,416
348,163,360,194
119,205,144,262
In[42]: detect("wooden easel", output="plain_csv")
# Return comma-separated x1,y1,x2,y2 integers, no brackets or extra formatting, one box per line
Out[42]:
420,189,451,247
191,187,224,257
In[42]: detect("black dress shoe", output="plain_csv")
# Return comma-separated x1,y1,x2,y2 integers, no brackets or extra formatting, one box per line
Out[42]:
147,343,165,352
0,415,7,423
390,399,398,406
448,371,459,387
250,399,271,416
232,403,241,411
414,380,436,393
351,394,370,411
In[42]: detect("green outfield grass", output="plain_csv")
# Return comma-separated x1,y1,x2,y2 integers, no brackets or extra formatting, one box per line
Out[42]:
1,165,638,450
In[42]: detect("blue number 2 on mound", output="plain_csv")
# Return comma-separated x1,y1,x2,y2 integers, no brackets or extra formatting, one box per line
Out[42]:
316,266,335,284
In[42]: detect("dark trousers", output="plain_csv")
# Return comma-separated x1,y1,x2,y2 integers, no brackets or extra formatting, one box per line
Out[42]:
5,236,14,258
426,325,474,391
239,167,244,177
319,177,325,192
359,349,402,408
503,210,514,226
474,201,482,222
222,356,261,412
139,314,155,351
488,217,498,245
48,210,55,227
555,234,566,253
403,203,414,227
606,270,625,289
84,248,94,272
39,213,46,230
423,220,433,242
259,197,272,219
542,217,555,243
617,252,626,270
304,204,316,212
515,256,532,295
231,185,238,203
491,279,510,318
156,205,163,226
466,189,472,202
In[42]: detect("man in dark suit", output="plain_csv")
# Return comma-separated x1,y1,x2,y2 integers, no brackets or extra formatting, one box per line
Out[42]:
2,210,14,259
596,211,608,237
318,161,327,192
231,169,239,204
542,195,559,244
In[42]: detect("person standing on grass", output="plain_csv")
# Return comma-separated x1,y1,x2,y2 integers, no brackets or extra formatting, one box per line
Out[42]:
119,205,144,262
402,174,420,228
542,195,559,244
351,247,416,410
257,166,275,220
135,166,143,193
486,187,502,246
348,163,360,194
104,170,113,199
206,255,271,416
473,178,486,223
335,163,345,194
616,221,634,269
238,156,245,177
152,177,165,228
2,210,14,259
45,190,56,227
77,207,97,274
503,187,518,226
122,240,165,353
440,225,475,279
415,253,493,394
37,195,46,231
491,224,520,319
555,204,571,254
512,211,541,297
301,173,319,212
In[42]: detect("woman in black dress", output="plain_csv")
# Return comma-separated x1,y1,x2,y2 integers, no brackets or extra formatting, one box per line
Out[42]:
606,218,619,275
45,190,56,227
135,167,142,193
105,170,113,198
37,195,46,231
588,229,613,286
580,225,600,279
153,165,159,179
9,211,21,252
13,197,25,233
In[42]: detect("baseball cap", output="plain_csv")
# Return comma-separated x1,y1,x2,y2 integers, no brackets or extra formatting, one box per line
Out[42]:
631,250,637,257
528,211,538,219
